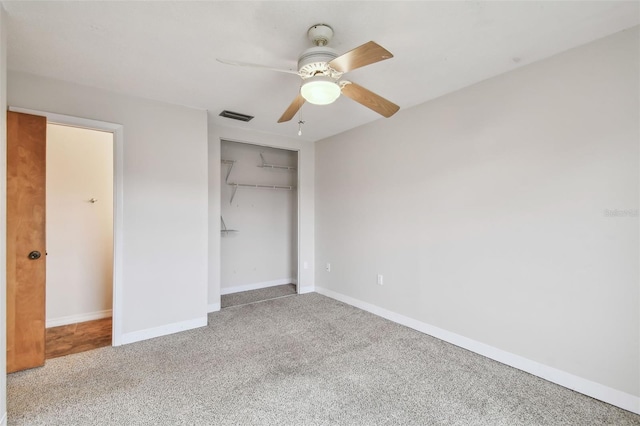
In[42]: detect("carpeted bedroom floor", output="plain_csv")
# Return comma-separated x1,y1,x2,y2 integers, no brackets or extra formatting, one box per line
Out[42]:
7,293,640,425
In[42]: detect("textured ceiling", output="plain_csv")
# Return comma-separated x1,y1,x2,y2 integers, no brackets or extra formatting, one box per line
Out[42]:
3,1,639,142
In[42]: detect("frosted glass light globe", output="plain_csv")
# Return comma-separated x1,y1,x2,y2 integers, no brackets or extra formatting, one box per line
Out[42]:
301,77,341,105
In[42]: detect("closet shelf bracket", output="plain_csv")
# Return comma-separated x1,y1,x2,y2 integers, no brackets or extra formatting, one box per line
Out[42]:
220,216,238,235
221,159,235,184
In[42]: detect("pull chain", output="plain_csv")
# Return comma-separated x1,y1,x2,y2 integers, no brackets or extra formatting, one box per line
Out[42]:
297,105,305,136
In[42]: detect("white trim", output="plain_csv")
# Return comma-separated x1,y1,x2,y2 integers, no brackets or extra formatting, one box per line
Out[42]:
208,303,221,313
221,278,295,295
112,127,124,346
120,316,207,345
298,286,315,295
9,106,125,347
0,412,6,426
46,310,112,328
10,106,121,133
315,286,640,415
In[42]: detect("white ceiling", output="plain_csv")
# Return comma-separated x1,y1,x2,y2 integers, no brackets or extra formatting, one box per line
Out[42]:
3,1,639,142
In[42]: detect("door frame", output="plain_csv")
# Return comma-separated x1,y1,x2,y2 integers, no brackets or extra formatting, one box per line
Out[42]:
9,106,125,346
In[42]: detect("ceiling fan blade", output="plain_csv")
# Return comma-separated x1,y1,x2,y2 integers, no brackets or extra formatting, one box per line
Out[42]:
341,81,399,118
328,41,393,73
216,59,300,76
278,93,305,123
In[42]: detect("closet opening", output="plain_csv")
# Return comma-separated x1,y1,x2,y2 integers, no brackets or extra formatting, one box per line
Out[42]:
220,140,298,308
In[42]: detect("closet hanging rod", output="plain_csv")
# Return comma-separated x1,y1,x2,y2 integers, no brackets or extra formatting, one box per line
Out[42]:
260,163,296,171
229,183,295,190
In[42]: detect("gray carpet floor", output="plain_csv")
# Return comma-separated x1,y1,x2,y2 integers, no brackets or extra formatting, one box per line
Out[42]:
8,293,640,425
221,284,297,308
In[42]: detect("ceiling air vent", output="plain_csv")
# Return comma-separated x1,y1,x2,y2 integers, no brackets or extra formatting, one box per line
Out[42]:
219,110,254,122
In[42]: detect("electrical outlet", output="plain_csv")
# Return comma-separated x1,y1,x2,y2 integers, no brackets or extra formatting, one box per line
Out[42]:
303,261,308,270
377,274,384,285
326,263,331,272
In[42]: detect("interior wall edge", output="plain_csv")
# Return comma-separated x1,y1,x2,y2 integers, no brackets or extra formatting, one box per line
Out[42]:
315,286,640,415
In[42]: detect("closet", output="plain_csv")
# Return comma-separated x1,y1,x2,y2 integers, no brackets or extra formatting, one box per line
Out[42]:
220,140,298,306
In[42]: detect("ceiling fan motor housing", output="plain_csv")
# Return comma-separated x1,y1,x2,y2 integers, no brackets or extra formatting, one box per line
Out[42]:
297,47,338,78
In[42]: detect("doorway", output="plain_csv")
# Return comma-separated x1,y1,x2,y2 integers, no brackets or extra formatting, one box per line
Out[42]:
7,107,125,371
220,140,298,308
43,123,114,358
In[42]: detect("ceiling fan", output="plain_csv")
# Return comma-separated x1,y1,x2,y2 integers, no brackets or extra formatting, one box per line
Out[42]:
217,24,400,123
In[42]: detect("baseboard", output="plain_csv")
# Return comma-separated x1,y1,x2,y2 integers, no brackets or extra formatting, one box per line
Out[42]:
298,286,315,294
46,309,112,328
208,302,221,313
315,286,640,415
120,316,207,345
221,278,295,295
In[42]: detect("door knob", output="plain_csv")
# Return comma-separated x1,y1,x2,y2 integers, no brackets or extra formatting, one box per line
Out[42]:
28,251,41,260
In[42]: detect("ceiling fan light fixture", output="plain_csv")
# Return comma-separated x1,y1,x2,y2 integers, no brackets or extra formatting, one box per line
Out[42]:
301,77,341,105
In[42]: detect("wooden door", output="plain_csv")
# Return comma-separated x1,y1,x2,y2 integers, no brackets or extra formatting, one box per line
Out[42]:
7,111,47,373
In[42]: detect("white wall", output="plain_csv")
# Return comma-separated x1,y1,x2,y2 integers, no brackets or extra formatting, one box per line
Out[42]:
46,124,113,326
208,124,314,311
8,71,209,339
0,6,7,425
315,26,639,410
220,141,297,293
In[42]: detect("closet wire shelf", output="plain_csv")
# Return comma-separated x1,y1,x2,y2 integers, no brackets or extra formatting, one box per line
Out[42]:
259,153,296,171
222,156,296,204
227,183,295,204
